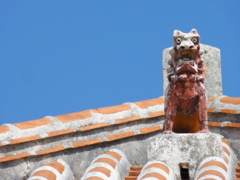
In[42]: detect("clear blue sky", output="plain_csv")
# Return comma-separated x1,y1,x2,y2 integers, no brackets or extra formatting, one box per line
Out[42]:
1,1,240,124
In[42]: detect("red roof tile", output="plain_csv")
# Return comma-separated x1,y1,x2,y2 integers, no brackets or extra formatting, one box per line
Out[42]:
0,126,9,134
14,118,52,129
55,110,92,123
134,97,164,109
220,97,240,105
93,104,131,114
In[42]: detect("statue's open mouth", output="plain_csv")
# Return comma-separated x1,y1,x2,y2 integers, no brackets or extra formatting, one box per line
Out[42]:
177,51,197,74
178,50,195,61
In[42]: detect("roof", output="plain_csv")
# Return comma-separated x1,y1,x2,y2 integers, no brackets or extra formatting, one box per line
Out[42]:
0,96,240,163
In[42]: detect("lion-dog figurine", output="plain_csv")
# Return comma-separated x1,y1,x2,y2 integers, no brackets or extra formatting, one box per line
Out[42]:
162,29,209,134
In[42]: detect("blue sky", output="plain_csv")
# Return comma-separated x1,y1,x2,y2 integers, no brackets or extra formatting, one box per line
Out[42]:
1,1,240,124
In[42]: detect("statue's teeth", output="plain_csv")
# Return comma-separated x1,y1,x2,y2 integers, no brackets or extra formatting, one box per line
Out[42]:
179,60,184,66
190,60,194,65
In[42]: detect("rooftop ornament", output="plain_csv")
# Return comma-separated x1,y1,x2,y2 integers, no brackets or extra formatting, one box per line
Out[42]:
163,29,209,134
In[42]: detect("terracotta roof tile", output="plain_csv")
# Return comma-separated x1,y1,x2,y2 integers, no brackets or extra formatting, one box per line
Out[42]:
208,122,221,127
220,97,240,105
0,126,9,134
207,108,215,112
144,163,170,174
80,122,108,131
134,97,164,109
115,116,141,124
224,123,240,128
47,129,75,137
9,135,41,144
199,161,227,172
85,176,104,180
45,161,65,174
36,145,65,155
106,131,135,141
197,170,225,179
72,139,102,148
55,110,92,123
14,118,52,129
31,169,57,180
105,151,122,161
139,125,163,134
93,104,131,114
220,109,237,114
0,152,29,162
148,111,164,118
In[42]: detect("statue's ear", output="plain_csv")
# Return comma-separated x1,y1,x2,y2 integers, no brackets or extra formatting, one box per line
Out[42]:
190,29,198,34
173,30,182,36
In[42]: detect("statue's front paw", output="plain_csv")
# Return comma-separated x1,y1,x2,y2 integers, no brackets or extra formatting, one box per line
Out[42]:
162,131,175,134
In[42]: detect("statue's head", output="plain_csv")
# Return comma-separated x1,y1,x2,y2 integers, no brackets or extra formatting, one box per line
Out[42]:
172,29,201,75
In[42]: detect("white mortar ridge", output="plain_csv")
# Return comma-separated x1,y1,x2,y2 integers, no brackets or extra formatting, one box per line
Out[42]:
141,178,159,180
208,95,227,112
124,102,149,119
1,140,10,145
28,150,36,156
101,136,109,142
81,171,108,180
28,176,47,180
220,121,232,127
57,158,74,180
39,133,48,138
44,116,58,122
197,175,222,180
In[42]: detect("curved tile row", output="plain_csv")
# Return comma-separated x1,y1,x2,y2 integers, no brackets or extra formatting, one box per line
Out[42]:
81,149,130,180
0,124,163,163
0,96,240,163
0,97,164,146
137,161,176,180
194,138,238,180
28,158,74,180
1,96,240,148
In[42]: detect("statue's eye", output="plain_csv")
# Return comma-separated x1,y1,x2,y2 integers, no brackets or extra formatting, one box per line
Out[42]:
191,37,198,44
175,38,182,44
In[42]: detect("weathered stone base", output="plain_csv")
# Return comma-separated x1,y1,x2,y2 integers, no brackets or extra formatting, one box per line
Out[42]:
147,133,224,180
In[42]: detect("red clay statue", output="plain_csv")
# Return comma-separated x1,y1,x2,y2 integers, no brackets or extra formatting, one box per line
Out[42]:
163,29,209,134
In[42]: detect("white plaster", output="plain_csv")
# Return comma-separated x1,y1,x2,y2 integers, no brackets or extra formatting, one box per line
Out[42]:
27,150,36,156
220,121,232,127
57,158,74,180
39,133,49,138
197,174,222,180
141,178,159,180
1,140,10,145
81,171,108,180
28,176,48,180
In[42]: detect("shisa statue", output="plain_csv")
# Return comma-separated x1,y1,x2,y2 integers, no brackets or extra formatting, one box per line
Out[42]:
163,29,209,134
